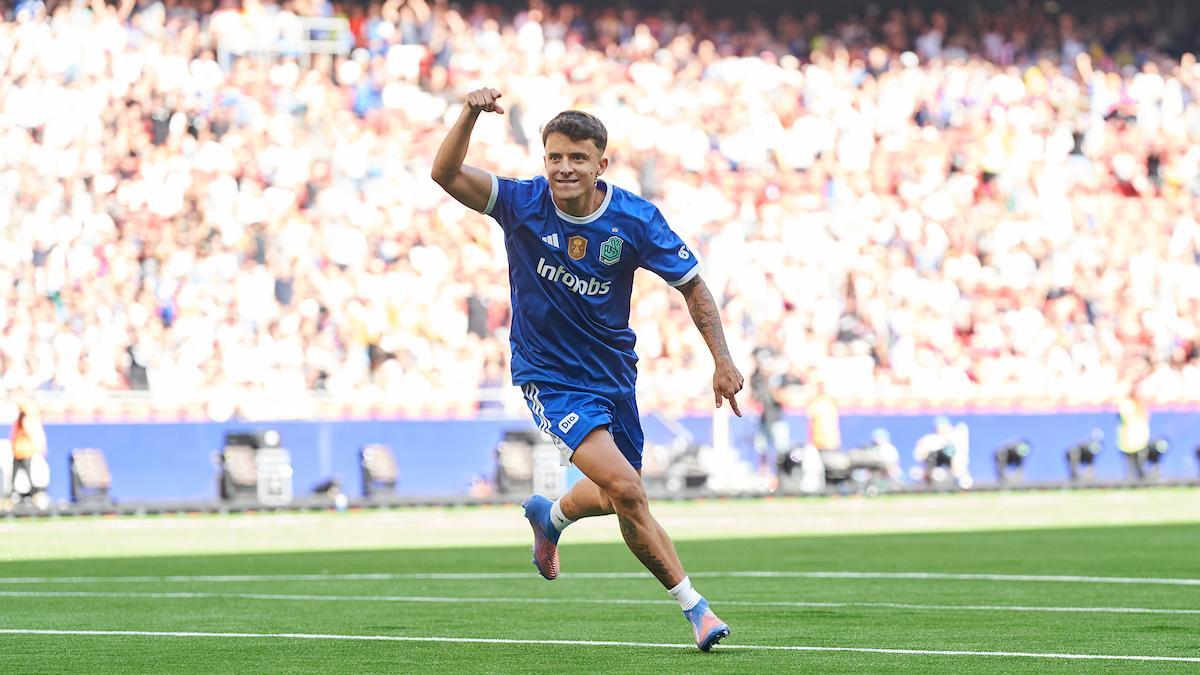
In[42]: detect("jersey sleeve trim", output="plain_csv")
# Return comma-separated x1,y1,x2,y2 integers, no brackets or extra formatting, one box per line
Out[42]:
482,172,499,215
667,262,701,287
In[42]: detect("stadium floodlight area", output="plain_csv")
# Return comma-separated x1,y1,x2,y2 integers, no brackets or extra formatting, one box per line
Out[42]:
69,449,113,507
255,448,294,507
495,430,566,499
218,447,258,504
360,444,399,498
494,430,537,498
218,430,293,507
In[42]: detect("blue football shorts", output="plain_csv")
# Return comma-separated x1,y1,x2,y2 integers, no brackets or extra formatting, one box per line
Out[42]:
520,382,644,469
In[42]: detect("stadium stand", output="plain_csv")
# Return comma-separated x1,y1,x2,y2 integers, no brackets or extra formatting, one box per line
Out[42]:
0,0,1197,421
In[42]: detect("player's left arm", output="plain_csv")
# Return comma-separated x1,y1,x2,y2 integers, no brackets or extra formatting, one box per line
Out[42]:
675,275,745,416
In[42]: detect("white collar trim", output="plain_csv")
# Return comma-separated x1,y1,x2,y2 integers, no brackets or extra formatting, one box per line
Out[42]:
552,180,612,224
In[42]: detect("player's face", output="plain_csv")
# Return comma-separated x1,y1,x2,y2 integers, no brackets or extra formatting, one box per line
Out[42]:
543,132,608,202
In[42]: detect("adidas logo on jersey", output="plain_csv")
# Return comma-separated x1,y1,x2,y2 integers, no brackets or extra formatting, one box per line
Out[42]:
536,257,612,296
541,233,560,248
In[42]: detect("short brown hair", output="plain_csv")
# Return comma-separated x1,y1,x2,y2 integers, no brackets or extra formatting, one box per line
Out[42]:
542,110,608,154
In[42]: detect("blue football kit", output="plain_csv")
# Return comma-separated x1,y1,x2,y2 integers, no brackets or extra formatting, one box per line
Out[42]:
484,174,699,467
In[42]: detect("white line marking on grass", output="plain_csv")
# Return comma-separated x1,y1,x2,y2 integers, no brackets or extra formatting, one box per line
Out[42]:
4,571,1200,586
4,591,1199,616
1,629,1198,663
710,571,1200,587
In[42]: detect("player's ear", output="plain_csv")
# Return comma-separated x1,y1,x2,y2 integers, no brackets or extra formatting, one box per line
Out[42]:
597,156,609,175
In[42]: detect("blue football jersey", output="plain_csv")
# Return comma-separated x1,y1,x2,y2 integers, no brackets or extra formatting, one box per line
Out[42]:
484,174,700,399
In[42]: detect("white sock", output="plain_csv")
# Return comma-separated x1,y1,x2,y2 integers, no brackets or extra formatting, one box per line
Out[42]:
549,499,575,532
668,576,703,611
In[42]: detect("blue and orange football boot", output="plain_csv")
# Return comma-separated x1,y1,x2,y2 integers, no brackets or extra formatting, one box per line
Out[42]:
684,598,730,651
522,495,561,580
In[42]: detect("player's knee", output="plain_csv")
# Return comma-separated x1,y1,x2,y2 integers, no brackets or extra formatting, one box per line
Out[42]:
607,478,647,514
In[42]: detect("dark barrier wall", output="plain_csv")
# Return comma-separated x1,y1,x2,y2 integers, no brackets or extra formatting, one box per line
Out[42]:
6,410,1199,503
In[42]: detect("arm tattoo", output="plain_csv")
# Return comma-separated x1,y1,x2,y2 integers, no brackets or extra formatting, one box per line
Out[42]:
678,276,731,358
618,515,671,580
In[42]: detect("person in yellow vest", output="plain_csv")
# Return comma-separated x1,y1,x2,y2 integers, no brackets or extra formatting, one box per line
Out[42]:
799,381,846,490
11,400,49,506
806,381,841,453
1117,389,1151,481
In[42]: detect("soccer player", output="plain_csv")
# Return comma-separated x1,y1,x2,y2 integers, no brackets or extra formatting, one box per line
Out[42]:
432,88,744,651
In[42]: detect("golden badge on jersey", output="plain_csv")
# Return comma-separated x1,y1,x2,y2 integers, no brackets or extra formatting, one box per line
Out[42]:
568,235,588,260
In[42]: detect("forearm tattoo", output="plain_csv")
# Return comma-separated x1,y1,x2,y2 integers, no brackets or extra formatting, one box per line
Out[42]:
679,277,731,358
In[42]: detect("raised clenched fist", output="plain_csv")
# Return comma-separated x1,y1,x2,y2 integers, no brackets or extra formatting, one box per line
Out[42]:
465,88,504,115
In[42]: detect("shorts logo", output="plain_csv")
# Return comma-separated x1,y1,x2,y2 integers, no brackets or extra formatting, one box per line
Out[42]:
568,236,587,260
559,412,580,433
599,236,623,265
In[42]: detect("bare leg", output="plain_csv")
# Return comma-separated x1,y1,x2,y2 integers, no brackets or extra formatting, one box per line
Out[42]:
568,427,685,589
558,475,615,520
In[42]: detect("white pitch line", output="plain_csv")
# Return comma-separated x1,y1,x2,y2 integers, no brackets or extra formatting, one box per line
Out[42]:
1,628,1198,663
3,590,1198,616
3,570,1200,586
722,571,1200,586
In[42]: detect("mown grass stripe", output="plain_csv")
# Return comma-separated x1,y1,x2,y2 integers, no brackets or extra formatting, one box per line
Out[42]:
1,628,1198,663
3,590,1198,616
4,571,1200,586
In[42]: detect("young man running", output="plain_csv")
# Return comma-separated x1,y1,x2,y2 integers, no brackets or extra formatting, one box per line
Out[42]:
432,87,744,651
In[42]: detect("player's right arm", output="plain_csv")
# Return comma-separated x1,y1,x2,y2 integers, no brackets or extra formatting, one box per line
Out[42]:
430,88,505,213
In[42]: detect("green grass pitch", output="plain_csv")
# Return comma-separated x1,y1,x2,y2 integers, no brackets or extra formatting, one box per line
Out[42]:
1,497,1198,672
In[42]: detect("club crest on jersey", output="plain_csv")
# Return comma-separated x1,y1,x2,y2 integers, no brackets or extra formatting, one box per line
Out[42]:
599,236,623,266
568,235,587,260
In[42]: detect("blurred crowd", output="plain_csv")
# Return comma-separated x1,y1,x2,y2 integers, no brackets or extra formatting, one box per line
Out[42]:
2,0,1199,417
